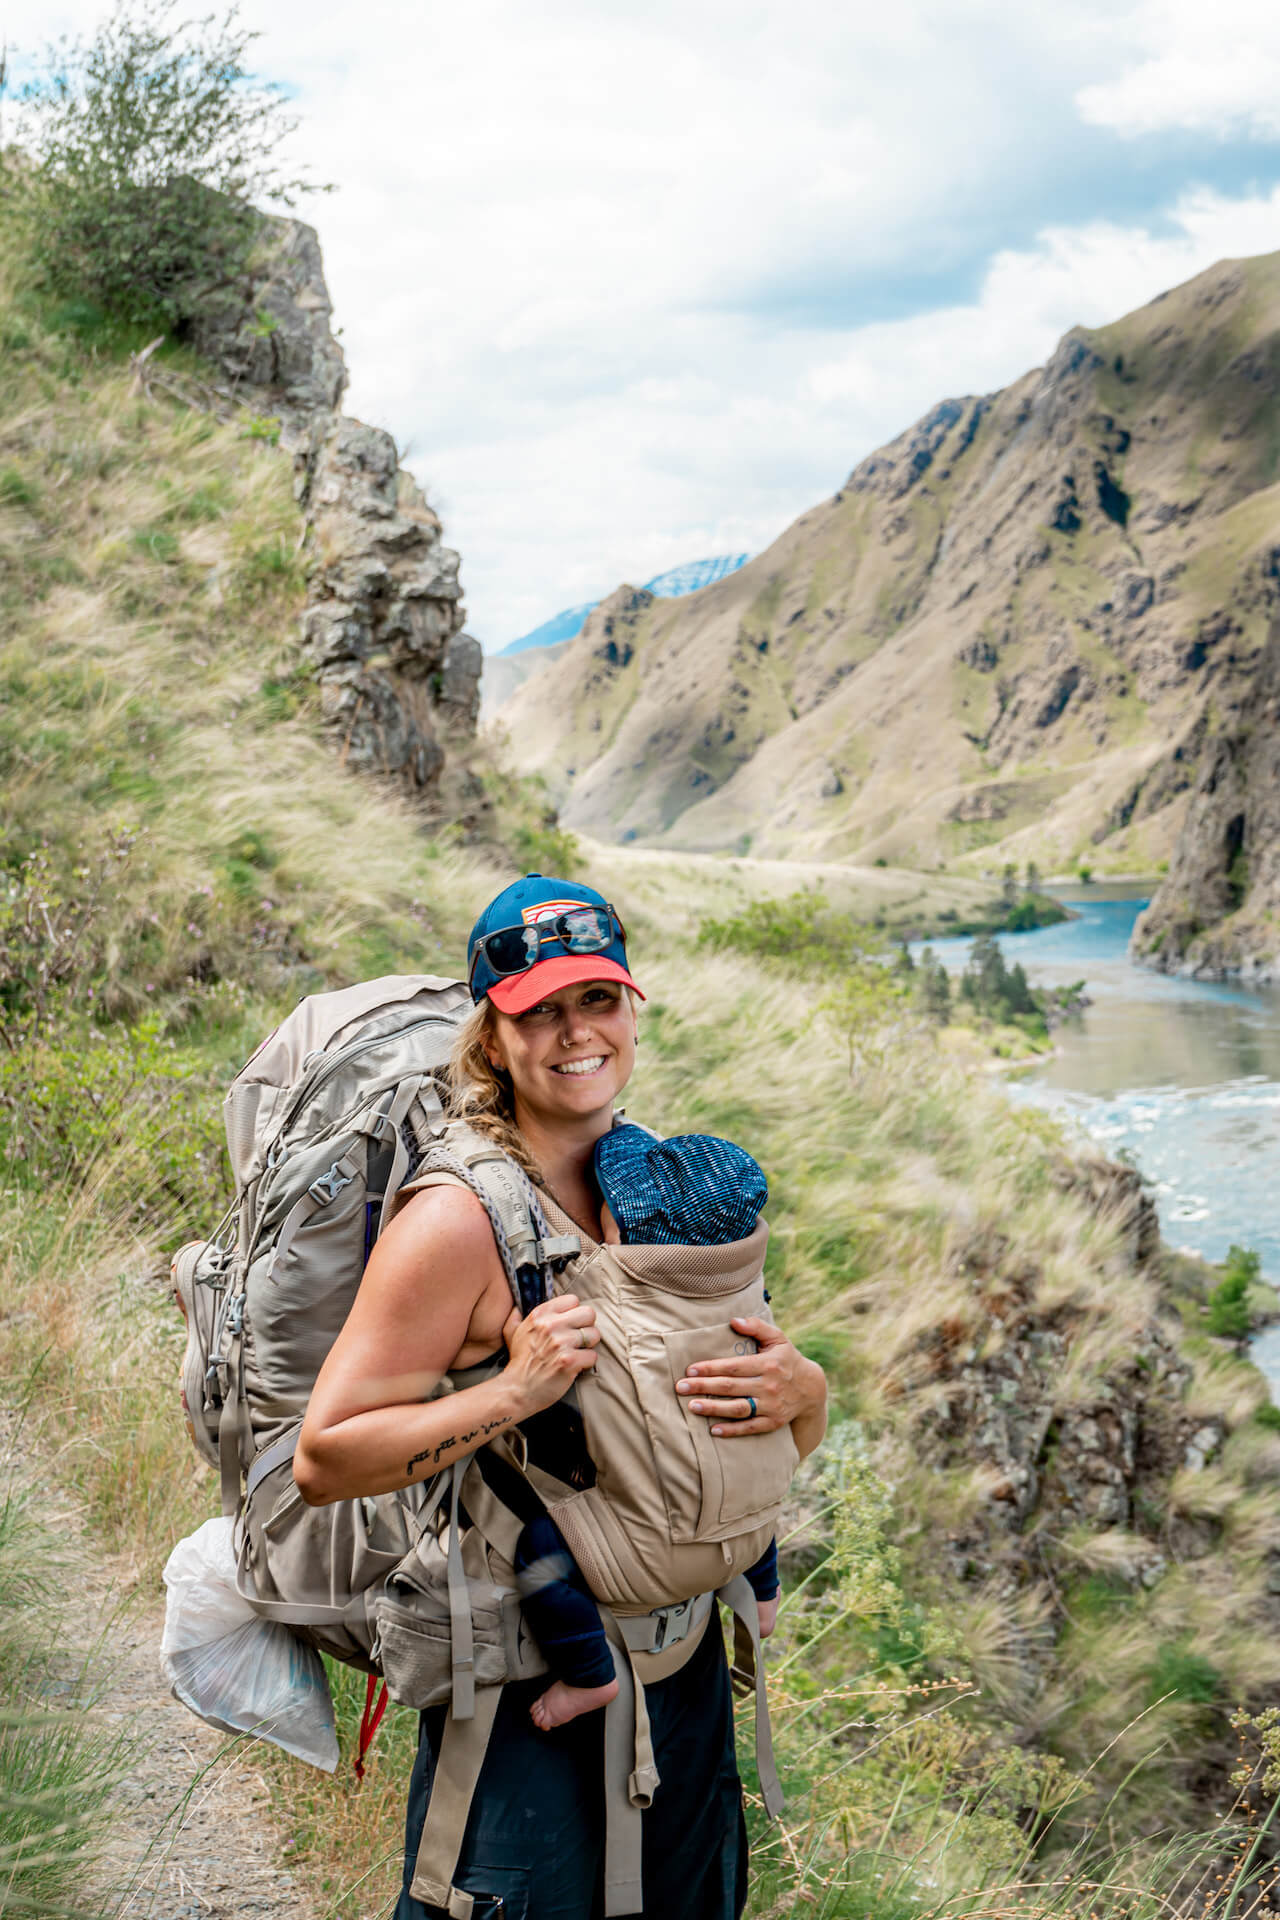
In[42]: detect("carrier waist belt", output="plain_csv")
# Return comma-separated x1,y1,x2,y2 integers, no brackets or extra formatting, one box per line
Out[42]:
616,1591,713,1656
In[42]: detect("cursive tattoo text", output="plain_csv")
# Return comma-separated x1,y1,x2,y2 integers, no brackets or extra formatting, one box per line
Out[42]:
407,1416,508,1480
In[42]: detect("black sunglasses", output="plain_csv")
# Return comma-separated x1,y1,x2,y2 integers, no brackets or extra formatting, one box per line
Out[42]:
468,904,626,987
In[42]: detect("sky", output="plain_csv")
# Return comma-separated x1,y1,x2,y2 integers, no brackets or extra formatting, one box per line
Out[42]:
11,1,1280,646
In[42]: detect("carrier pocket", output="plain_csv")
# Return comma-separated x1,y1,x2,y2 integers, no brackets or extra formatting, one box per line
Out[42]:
632,1323,799,1545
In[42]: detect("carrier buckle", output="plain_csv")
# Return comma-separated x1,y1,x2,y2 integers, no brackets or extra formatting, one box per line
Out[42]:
650,1597,692,1653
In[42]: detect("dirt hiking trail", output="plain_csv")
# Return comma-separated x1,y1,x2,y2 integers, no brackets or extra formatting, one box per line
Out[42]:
3,1405,319,1920
86,1581,320,1920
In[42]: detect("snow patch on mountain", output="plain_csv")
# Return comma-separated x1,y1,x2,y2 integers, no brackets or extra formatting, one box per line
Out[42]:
497,554,750,657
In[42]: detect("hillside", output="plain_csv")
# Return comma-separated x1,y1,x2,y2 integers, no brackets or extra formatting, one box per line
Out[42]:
496,253,1280,973
481,633,571,718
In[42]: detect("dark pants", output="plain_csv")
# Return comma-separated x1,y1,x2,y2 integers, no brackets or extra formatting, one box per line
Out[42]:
394,1604,747,1919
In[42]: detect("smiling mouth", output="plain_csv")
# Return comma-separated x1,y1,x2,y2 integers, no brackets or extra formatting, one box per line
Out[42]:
550,1055,608,1077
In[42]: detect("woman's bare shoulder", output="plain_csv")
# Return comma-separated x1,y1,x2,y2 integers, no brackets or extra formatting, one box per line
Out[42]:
382,1181,503,1275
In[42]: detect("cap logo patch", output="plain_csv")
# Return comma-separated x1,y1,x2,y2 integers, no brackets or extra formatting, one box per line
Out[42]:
521,899,590,925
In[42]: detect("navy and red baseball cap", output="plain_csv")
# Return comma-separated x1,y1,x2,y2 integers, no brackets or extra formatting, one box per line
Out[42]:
467,873,645,1015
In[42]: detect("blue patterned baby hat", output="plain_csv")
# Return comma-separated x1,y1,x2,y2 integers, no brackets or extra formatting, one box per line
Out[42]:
593,1126,768,1246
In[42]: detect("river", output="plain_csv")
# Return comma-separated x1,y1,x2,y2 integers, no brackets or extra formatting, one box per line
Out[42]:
918,886,1280,1384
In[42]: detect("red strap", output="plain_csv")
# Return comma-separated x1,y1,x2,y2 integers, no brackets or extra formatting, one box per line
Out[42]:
354,1673,389,1782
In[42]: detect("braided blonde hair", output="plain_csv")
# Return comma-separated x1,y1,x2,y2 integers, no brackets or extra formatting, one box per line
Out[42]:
446,1000,547,1185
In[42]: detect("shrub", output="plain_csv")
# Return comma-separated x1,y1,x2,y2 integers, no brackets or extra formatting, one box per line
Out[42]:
7,0,323,328
697,891,881,970
0,465,38,510
1206,1246,1261,1339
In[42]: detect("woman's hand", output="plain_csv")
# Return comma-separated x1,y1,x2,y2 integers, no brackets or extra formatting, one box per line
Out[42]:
675,1317,828,1458
758,1595,779,1639
503,1294,600,1416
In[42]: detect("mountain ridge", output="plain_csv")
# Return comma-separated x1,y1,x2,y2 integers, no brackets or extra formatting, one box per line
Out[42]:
495,250,1280,973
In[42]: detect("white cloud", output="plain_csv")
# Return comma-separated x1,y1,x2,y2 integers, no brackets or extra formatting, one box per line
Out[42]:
9,1,1280,644
810,185,1280,422
1077,1,1280,138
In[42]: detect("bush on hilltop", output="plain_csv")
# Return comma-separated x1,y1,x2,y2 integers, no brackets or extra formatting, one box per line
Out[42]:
4,0,323,328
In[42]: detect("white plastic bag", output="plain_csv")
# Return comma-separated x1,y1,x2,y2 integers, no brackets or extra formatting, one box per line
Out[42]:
161,1516,339,1772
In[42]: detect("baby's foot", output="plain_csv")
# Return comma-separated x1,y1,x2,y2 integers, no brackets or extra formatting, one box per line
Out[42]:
530,1676,619,1731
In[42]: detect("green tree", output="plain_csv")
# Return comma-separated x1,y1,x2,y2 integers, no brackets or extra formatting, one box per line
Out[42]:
1005,960,1036,1016
1025,860,1042,897
916,945,950,1023
6,1,323,327
1000,862,1019,910
963,932,1009,1010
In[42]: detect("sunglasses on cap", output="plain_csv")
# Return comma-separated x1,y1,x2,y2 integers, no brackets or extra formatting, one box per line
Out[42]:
467,903,626,990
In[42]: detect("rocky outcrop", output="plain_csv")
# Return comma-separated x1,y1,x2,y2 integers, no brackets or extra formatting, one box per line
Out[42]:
188,212,482,805
184,215,347,424
1132,614,1280,979
300,421,478,789
902,1161,1207,1587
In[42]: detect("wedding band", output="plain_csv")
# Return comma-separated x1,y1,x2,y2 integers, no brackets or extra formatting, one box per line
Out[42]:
578,1328,589,1349
744,1397,757,1419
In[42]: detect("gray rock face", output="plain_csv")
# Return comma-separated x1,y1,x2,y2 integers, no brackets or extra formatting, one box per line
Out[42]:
187,211,481,802
299,420,476,786
1132,612,1280,979
185,214,346,422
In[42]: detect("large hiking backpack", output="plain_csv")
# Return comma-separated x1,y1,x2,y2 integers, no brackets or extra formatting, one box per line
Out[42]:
172,973,785,1917
172,972,579,1660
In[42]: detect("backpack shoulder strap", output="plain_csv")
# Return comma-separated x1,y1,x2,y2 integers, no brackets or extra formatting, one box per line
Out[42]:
400,1122,580,1311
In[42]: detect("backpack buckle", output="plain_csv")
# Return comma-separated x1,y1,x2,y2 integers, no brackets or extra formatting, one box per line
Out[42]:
535,1233,581,1270
309,1161,355,1205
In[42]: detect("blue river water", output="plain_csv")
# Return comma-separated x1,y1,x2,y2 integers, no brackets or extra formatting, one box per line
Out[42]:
918,887,1280,1282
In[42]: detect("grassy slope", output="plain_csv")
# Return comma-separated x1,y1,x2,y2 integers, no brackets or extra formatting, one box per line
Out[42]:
2,247,1280,1917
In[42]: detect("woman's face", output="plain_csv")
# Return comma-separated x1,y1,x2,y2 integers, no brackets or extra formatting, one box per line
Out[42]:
486,979,637,1127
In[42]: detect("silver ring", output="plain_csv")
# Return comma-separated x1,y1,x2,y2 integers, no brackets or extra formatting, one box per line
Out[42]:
744,1396,757,1420
578,1328,590,1349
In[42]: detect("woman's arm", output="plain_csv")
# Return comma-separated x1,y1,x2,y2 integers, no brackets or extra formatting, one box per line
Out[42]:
294,1184,599,1505
674,1317,828,1459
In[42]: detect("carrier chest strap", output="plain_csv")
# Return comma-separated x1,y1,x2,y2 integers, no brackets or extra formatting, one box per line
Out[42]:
616,1590,712,1656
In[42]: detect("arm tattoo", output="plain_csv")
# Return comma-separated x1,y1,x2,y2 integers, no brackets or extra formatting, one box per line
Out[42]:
407,1415,508,1480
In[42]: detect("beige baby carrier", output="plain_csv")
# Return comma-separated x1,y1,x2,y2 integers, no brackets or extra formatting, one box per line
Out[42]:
172,976,794,1918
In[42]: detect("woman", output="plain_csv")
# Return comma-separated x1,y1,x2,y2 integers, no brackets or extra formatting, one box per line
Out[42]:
295,873,828,1920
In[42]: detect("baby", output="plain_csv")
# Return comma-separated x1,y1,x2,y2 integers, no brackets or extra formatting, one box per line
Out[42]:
514,1127,781,1731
